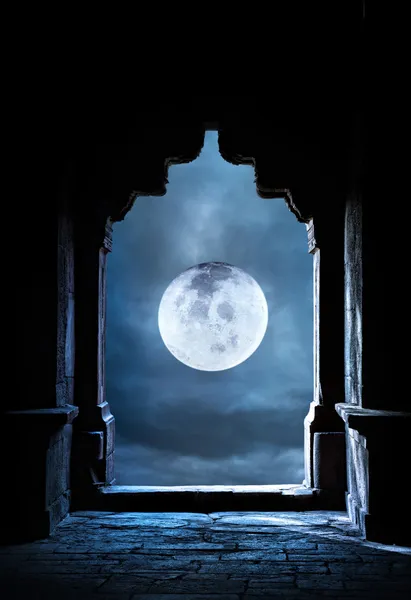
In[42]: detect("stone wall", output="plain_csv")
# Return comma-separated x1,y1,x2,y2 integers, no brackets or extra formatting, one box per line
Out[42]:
4,160,78,542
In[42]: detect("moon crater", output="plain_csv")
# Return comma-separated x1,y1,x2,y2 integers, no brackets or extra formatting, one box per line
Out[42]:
217,301,234,321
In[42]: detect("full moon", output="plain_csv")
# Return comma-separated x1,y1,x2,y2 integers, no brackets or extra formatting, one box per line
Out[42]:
158,262,269,371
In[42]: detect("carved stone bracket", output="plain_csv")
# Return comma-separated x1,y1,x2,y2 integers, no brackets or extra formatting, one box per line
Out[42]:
102,127,206,224
217,127,318,223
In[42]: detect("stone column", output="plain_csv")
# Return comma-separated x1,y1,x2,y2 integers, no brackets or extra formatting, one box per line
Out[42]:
337,187,411,544
303,212,346,502
336,404,411,545
71,217,115,508
4,163,78,541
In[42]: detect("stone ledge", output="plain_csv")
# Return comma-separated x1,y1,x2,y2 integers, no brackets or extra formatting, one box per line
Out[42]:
101,484,312,495
5,405,79,429
94,485,345,513
335,403,411,436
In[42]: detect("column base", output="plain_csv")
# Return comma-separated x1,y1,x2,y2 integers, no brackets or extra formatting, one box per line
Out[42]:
71,401,116,509
312,432,346,509
304,401,345,489
2,405,79,542
336,403,411,546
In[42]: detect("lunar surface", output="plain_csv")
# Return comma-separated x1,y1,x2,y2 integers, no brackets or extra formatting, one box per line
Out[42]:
158,262,269,371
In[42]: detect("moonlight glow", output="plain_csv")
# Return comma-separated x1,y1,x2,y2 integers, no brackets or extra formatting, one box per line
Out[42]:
158,262,269,371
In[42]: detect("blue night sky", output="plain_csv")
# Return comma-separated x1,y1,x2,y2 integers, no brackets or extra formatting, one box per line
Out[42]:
106,131,313,485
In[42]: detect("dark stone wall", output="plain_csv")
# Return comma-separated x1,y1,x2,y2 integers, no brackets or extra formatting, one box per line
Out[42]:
12,151,75,412
4,155,78,542
344,132,407,413
16,204,59,410
340,106,411,544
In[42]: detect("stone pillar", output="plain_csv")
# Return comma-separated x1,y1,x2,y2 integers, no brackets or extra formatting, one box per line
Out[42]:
337,182,411,544
71,217,115,508
336,404,411,545
303,213,346,501
3,409,78,542
4,163,78,541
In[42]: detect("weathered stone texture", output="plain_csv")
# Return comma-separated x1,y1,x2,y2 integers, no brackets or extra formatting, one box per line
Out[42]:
1,511,410,599
344,193,362,407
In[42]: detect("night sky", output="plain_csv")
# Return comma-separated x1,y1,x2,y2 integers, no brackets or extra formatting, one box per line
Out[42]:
106,131,313,486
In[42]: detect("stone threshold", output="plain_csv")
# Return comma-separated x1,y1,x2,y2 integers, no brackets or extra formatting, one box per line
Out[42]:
94,484,346,512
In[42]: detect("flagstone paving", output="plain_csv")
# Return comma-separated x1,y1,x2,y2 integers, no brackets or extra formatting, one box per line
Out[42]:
1,511,410,599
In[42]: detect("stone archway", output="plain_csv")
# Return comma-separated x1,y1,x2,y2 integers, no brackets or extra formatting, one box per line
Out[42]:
70,115,348,510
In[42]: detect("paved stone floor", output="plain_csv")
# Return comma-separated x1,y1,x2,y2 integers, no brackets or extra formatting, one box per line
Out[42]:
1,511,410,599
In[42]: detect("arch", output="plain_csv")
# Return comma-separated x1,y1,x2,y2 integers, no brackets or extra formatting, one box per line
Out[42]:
98,123,317,228
71,121,347,509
